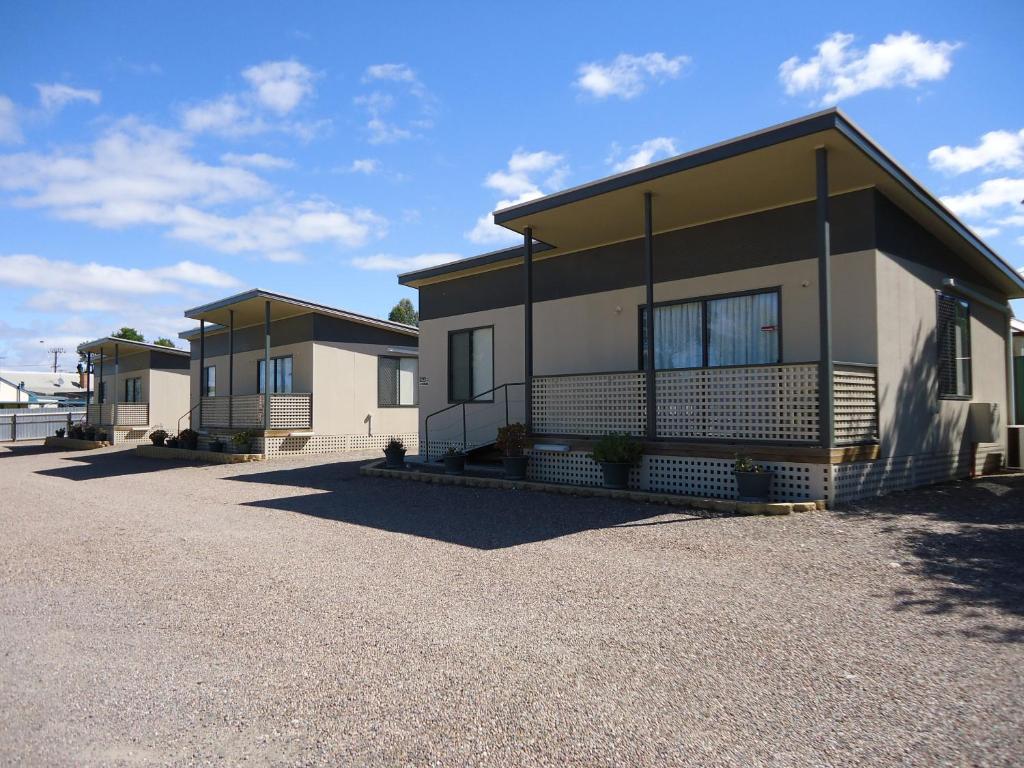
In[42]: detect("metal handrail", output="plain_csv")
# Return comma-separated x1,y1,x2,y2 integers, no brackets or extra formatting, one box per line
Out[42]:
177,401,200,435
423,382,525,461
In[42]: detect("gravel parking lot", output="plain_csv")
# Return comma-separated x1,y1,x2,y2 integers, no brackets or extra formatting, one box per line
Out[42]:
1,442,1022,766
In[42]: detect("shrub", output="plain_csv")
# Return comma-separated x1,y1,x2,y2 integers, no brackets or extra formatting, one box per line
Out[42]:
734,454,766,473
69,424,84,440
84,425,97,441
178,428,199,450
445,446,464,457
384,437,406,452
495,423,527,457
590,433,643,465
96,430,108,442
149,429,168,446
55,427,66,438
231,430,255,451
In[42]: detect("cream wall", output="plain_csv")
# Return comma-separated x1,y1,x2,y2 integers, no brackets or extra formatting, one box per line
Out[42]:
875,251,1008,459
147,368,191,430
312,342,418,438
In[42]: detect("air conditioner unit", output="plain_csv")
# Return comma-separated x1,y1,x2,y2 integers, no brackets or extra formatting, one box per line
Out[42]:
1008,426,1024,470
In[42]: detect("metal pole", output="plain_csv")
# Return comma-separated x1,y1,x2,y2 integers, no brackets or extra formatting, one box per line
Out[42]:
644,191,656,441
86,352,92,408
462,404,467,452
816,147,834,449
263,300,271,432
524,227,533,434
228,309,234,429
113,343,119,427
198,319,205,430
97,346,104,424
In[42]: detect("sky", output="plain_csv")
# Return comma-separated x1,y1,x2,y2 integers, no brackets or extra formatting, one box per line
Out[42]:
0,0,1022,372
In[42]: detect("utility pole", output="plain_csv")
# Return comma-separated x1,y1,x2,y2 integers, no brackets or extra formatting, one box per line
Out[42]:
47,347,65,373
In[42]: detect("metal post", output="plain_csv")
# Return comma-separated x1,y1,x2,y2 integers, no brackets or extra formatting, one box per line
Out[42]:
198,319,205,429
10,412,15,441
86,352,92,408
263,300,271,432
816,147,834,449
462,404,467,452
644,191,656,441
228,309,234,429
113,343,119,427
524,227,534,434
97,346,104,423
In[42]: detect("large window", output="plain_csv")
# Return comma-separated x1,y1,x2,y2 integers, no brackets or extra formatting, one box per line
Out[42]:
123,377,142,403
449,326,494,402
203,365,216,397
937,293,971,398
257,356,293,394
641,289,780,369
379,356,418,407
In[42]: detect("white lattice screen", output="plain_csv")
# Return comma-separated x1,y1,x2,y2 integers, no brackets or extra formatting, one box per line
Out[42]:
532,372,646,436
114,403,149,426
257,432,418,458
656,364,820,442
201,397,231,427
832,366,878,444
269,394,312,429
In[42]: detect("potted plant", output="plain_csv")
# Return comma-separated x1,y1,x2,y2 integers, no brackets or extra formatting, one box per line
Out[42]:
443,446,466,475
178,428,199,450
95,430,108,442
590,432,642,490
383,437,407,468
149,429,168,447
734,454,773,501
55,427,66,438
496,423,528,480
208,439,225,453
84,425,97,441
69,424,84,440
165,434,180,449
230,430,254,454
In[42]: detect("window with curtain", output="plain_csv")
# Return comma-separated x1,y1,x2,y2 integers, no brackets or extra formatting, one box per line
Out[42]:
937,293,971,398
641,289,780,369
449,326,494,402
257,356,293,394
123,377,142,402
379,356,418,406
203,365,216,397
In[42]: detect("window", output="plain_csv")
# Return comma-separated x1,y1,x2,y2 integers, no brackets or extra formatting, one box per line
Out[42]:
449,326,493,402
937,293,971,398
257,356,293,394
378,356,418,407
98,381,106,404
641,289,780,369
203,366,216,397
124,377,142,403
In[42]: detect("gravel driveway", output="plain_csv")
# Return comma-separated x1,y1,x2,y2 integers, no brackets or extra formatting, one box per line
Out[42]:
1,442,1022,766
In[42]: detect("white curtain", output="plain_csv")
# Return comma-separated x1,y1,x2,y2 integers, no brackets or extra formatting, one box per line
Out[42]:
653,302,703,369
707,292,778,366
471,327,493,398
399,357,417,405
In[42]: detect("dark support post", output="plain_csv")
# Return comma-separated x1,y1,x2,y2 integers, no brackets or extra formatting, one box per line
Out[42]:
263,300,271,432
816,147,834,449
228,310,234,429
644,191,656,441
523,227,534,434
98,346,104,417
86,352,92,408
199,319,206,429
113,343,119,427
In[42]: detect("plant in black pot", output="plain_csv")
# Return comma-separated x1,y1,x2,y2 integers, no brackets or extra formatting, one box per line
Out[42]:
590,432,642,490
178,428,199,450
84,425,97,441
734,454,773,501
165,434,180,449
149,429,168,447
69,424,84,440
383,437,407,469
96,430,108,442
230,430,254,454
443,446,466,475
55,427,66,438
496,422,528,480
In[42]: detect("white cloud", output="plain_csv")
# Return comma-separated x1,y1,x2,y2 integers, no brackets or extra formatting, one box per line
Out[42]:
0,118,386,260
364,64,418,84
241,60,315,114
466,149,568,245
351,252,460,271
0,95,21,143
149,260,241,287
780,32,959,104
940,178,1024,219
608,137,678,172
181,96,252,134
575,52,689,100
356,64,435,144
220,152,294,170
929,129,1024,175
343,158,379,174
968,224,1001,238
35,83,101,112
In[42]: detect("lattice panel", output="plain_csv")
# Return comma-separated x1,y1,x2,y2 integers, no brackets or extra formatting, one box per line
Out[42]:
348,433,419,452
231,395,264,428
201,397,231,427
269,393,312,429
86,404,112,425
257,432,419,458
527,450,641,488
114,403,149,426
833,366,878,444
112,427,150,445
656,364,820,442
532,372,646,436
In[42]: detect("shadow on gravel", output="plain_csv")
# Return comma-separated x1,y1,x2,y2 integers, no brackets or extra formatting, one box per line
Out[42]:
226,460,700,549
34,448,179,482
0,443,60,458
839,474,1024,643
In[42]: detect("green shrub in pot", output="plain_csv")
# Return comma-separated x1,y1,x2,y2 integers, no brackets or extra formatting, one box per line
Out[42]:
590,432,642,490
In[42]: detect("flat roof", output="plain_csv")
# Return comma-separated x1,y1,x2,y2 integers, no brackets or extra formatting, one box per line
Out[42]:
399,108,1024,298
77,337,190,358
181,288,419,337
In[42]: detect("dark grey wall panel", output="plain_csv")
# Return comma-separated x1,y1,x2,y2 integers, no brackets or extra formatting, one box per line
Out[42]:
312,314,418,347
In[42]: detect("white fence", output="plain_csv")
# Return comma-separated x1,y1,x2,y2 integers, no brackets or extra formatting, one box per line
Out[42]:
0,408,86,441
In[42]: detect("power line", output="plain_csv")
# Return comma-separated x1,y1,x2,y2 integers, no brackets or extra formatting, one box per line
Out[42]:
47,347,65,373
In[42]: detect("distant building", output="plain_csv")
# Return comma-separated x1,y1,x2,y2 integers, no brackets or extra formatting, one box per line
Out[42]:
0,370,86,408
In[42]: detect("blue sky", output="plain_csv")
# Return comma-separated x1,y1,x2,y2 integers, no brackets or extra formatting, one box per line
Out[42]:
1,0,1022,371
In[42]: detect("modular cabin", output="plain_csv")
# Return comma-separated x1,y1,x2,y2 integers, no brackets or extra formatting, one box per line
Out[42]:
399,109,1022,505
76,337,191,443
180,289,419,458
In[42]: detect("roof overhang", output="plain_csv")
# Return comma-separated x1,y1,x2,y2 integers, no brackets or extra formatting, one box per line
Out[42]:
77,337,190,358
402,109,1024,297
181,289,418,338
